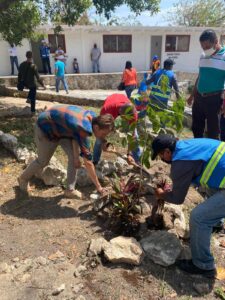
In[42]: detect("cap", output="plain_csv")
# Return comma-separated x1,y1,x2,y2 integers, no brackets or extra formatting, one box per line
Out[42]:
151,134,177,160
153,55,158,60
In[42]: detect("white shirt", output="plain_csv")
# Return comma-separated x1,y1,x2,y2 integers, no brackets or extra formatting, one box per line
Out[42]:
8,46,17,57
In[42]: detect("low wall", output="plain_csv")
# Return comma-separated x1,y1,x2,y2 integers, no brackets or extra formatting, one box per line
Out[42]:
0,71,197,90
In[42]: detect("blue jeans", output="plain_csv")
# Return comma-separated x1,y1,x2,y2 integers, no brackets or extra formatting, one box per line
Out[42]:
93,129,142,164
56,76,68,92
125,84,136,99
10,56,19,75
190,189,225,270
92,60,100,73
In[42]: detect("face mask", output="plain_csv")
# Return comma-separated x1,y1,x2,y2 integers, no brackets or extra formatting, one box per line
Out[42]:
204,47,215,57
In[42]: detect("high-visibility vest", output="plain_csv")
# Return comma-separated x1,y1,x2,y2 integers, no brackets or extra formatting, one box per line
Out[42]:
150,69,174,103
173,138,225,189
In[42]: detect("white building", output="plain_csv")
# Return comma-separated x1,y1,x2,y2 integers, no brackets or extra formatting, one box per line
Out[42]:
0,25,224,76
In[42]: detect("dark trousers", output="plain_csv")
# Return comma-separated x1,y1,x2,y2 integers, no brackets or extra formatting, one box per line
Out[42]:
220,115,225,141
41,57,51,74
192,92,223,139
27,87,37,112
125,84,136,99
10,56,19,75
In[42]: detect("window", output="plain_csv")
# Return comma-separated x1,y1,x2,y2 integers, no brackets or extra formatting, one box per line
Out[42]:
48,34,66,53
103,35,132,53
165,35,190,52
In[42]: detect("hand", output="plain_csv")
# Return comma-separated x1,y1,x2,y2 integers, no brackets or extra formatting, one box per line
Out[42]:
97,186,108,196
127,154,135,165
154,187,165,199
187,95,194,106
74,159,81,168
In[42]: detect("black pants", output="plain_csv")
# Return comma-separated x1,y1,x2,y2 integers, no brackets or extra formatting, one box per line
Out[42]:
220,115,225,141
192,92,223,140
28,87,37,112
41,57,51,74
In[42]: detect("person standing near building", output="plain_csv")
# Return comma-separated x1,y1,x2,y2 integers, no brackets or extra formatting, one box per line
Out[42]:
55,57,69,94
147,58,180,109
151,55,160,74
39,40,52,75
8,43,19,75
18,51,46,114
90,43,101,73
187,29,225,140
18,105,114,197
122,61,138,99
73,58,80,73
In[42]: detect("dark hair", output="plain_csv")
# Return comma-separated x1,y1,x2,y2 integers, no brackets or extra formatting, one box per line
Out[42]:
125,61,132,70
26,51,32,59
92,114,115,131
58,45,62,48
164,58,174,69
94,43,97,48
199,29,217,43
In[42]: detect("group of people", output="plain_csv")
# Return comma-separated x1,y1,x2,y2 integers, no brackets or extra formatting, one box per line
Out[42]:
16,28,225,280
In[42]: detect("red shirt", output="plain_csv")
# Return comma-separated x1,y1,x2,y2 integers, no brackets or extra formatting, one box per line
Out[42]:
100,94,138,123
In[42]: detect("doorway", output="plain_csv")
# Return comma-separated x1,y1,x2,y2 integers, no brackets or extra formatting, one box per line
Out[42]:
150,36,162,67
30,37,44,73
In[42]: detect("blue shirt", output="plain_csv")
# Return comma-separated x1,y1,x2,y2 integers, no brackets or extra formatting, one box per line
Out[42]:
40,45,50,58
55,60,65,77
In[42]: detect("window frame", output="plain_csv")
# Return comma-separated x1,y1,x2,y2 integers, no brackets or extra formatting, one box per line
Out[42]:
165,35,190,52
103,34,132,53
48,34,66,54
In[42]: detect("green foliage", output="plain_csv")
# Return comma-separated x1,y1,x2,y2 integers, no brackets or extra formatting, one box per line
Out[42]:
0,1,41,45
110,174,142,235
166,0,225,27
215,287,225,300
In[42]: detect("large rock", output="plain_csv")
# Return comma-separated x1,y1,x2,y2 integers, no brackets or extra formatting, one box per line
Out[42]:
0,132,18,154
87,237,109,257
141,231,182,266
96,159,117,176
103,236,144,265
76,168,104,187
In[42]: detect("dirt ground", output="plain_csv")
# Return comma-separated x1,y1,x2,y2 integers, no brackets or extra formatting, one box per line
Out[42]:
1,113,225,300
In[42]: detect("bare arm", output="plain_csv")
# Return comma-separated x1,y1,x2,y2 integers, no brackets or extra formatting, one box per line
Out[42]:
187,76,199,105
83,158,103,193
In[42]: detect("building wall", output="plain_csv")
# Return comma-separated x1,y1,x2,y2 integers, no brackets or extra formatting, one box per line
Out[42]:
0,26,223,76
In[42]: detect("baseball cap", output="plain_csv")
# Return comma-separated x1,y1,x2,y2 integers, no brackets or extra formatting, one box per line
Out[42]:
151,134,177,160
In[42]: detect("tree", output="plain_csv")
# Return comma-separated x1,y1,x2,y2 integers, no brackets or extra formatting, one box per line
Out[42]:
167,0,225,27
0,0,160,44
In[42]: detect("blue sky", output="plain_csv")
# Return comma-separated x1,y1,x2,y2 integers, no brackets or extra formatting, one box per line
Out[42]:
90,0,179,26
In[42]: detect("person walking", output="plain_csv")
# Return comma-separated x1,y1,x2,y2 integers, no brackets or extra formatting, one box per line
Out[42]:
55,58,69,94
187,29,225,140
93,93,141,165
8,43,19,75
90,43,101,73
122,61,137,99
152,134,225,278
18,51,46,114
39,40,52,74
151,55,160,74
147,58,180,109
18,105,114,197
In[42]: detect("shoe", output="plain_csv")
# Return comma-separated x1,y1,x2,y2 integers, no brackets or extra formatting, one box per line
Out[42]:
26,98,31,104
176,259,216,278
18,177,29,193
64,189,82,199
66,91,69,94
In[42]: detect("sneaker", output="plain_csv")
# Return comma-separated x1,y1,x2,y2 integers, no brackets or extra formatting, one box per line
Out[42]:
176,259,216,278
17,177,29,193
26,98,31,104
64,189,82,199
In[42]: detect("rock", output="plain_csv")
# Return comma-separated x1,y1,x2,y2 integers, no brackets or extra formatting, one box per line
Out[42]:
103,236,144,265
114,157,128,172
15,147,34,163
90,193,100,201
20,273,31,283
87,238,109,257
12,257,20,262
193,282,211,295
76,168,104,187
52,283,65,296
141,231,182,267
164,204,189,239
74,265,87,277
71,283,84,294
97,160,117,176
142,182,155,195
35,256,48,266
0,262,11,274
0,132,18,155
76,296,86,300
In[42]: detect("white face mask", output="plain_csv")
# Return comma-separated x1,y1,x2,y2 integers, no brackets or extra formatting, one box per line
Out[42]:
203,47,215,57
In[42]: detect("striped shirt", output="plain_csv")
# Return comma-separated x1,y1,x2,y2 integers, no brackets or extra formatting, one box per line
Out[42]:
37,105,96,160
198,46,225,94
